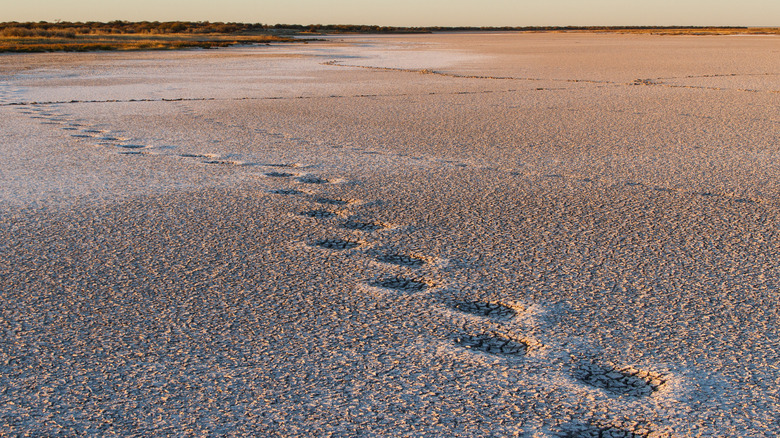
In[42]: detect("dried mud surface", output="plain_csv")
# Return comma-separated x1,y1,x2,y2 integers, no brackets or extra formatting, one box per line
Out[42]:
1,33,779,437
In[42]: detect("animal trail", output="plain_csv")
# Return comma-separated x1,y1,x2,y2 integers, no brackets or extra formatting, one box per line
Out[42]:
575,363,666,397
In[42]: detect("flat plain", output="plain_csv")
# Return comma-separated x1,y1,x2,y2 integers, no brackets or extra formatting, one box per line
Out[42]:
1,32,779,437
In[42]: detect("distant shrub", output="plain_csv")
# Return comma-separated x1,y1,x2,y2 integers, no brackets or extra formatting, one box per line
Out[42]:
0,27,76,38
1,27,34,37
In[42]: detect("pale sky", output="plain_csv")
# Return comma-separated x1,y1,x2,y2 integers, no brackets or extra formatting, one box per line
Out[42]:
2,0,779,27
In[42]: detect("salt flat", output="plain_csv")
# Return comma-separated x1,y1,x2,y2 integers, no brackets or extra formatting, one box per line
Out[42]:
1,33,779,437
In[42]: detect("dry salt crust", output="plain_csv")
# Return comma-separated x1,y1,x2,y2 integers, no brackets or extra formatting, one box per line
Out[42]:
1,32,779,437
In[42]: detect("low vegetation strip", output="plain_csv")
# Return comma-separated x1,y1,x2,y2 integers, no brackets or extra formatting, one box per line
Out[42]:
0,22,301,53
1,21,777,53
0,35,298,53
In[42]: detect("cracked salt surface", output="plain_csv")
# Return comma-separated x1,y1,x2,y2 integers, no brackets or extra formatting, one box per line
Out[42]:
1,32,779,437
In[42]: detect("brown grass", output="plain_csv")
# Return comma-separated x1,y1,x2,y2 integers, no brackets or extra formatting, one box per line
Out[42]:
0,33,299,53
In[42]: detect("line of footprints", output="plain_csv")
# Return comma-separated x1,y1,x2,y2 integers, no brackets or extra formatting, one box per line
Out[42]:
272,178,671,438
19,102,673,438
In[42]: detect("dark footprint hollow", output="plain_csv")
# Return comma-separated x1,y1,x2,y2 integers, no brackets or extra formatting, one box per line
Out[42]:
456,333,528,357
340,220,385,232
451,300,519,321
266,171,294,178
315,197,351,206
559,424,652,438
313,239,361,250
300,209,336,219
297,175,329,184
575,363,665,397
270,189,303,195
117,144,145,149
376,254,426,268
370,277,430,292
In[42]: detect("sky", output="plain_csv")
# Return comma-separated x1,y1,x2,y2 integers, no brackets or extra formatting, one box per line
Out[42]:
2,0,779,27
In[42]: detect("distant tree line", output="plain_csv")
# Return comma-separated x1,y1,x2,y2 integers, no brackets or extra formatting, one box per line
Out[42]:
268,24,751,34
0,21,268,38
0,21,753,39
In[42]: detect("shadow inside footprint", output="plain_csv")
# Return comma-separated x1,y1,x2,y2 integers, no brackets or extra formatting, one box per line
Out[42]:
266,171,294,178
313,239,361,250
270,189,303,195
558,423,652,438
456,333,527,357
370,277,430,292
340,220,385,232
451,300,519,321
300,209,336,219
297,175,328,184
315,197,351,206
376,254,426,268
575,363,665,397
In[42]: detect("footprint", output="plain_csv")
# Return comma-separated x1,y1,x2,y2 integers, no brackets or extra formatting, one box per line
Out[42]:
558,423,654,438
117,144,146,149
297,175,329,184
370,276,431,292
312,238,362,250
265,171,295,178
119,151,148,155
269,188,304,195
450,300,520,321
575,363,666,397
263,163,302,168
455,332,528,357
376,253,426,268
315,197,352,206
340,220,385,232
299,209,337,219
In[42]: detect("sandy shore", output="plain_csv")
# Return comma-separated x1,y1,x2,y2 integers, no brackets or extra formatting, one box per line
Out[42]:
1,33,779,437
